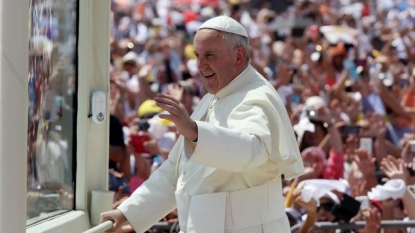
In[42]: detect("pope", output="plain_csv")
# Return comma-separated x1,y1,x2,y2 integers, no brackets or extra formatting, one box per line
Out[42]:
100,15,304,233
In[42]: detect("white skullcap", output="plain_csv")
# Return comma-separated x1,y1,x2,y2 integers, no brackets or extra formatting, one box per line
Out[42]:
198,15,248,38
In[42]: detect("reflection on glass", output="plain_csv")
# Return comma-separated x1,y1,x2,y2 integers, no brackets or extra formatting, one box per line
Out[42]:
27,0,78,224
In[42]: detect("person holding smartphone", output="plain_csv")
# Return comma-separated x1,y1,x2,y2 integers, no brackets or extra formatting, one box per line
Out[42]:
295,96,344,180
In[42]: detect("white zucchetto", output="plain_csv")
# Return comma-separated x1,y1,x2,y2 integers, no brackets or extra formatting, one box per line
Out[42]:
198,15,248,38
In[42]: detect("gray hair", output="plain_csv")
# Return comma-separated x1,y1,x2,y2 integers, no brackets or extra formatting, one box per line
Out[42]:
220,31,250,63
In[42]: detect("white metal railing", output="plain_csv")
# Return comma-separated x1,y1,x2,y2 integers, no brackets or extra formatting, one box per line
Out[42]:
290,220,415,232
82,221,113,233
82,221,179,233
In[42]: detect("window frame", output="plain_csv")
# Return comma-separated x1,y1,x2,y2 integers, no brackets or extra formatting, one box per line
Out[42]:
25,0,110,231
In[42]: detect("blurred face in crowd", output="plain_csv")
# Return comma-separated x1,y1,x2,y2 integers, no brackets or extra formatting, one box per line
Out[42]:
110,80,118,100
332,55,344,71
193,29,247,94
390,113,411,129
301,123,327,149
123,62,138,77
314,197,336,226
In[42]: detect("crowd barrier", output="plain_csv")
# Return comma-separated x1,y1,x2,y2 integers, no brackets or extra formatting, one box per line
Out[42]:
290,220,415,233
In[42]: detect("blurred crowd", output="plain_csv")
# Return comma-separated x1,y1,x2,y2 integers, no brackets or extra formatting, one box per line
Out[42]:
107,0,415,232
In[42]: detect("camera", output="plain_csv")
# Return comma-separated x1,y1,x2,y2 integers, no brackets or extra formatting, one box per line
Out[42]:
340,125,362,136
306,109,317,119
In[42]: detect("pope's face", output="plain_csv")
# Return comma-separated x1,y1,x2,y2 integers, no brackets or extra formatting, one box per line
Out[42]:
193,29,239,94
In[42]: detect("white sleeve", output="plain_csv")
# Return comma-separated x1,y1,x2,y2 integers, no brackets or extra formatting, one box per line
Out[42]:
184,104,270,172
117,157,177,232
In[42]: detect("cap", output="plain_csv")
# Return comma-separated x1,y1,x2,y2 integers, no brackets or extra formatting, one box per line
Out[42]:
122,51,139,65
198,15,248,38
305,96,326,109
138,100,163,118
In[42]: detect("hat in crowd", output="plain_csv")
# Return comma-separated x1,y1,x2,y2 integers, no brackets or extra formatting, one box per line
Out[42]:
198,15,248,38
122,51,139,65
305,96,326,110
138,100,163,118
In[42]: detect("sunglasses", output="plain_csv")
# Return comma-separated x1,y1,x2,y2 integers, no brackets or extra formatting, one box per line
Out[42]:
317,202,336,212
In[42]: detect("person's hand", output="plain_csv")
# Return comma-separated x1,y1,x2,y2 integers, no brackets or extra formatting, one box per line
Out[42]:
400,133,415,162
362,207,381,233
100,209,128,233
293,188,318,214
154,93,197,141
275,63,292,86
137,64,153,79
350,180,367,198
353,148,376,177
300,149,325,180
27,191,44,216
310,107,334,125
361,113,387,139
380,155,405,180
56,189,74,210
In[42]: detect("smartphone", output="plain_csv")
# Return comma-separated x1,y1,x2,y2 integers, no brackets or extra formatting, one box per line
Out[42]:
359,138,373,156
343,59,359,80
129,133,151,154
340,125,362,136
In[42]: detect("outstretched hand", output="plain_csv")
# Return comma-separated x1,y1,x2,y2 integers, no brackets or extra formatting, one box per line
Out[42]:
362,207,381,233
380,155,405,181
154,93,198,141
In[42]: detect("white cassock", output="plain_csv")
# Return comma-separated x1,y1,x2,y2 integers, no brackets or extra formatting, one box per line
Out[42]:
118,65,305,233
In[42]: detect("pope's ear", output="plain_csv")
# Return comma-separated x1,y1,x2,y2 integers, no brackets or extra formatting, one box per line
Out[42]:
235,46,247,65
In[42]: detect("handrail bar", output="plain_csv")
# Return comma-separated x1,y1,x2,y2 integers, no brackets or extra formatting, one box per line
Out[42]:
314,220,415,230
82,220,113,233
82,221,177,233
86,220,415,233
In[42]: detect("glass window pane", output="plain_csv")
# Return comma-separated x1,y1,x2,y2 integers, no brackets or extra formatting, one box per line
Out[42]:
27,0,78,225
